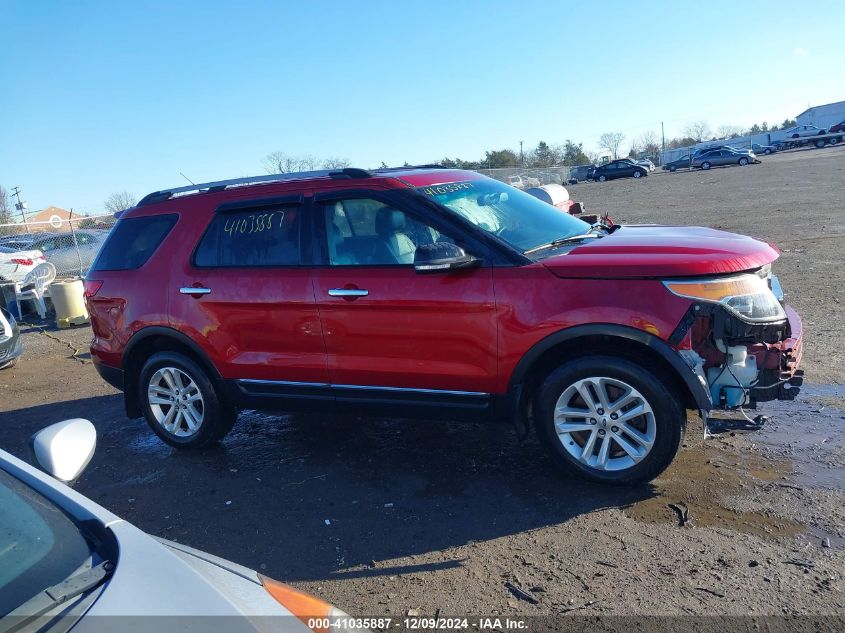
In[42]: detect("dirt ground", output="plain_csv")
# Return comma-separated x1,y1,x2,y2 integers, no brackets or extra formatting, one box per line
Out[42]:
1,146,844,627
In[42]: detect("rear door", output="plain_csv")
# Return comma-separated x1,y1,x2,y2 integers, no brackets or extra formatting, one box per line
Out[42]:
169,197,329,391
310,191,498,409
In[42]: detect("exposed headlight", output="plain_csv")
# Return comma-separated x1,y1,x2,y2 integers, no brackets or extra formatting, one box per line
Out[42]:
663,273,786,322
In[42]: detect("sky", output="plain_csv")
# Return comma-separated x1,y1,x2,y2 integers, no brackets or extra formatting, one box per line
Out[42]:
2,0,843,215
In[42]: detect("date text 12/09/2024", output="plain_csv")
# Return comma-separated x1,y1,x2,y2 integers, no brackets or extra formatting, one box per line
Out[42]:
306,617,528,631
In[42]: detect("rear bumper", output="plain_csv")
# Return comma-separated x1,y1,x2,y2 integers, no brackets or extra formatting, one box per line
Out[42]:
93,357,125,391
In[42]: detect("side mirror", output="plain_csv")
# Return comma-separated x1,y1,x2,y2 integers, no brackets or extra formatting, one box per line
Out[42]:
414,242,482,274
31,419,97,483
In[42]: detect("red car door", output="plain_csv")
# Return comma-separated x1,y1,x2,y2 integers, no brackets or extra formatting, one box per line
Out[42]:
310,193,498,406
169,198,329,387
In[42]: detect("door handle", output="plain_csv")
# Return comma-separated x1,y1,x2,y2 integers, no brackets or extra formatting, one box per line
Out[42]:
328,288,368,297
180,287,211,295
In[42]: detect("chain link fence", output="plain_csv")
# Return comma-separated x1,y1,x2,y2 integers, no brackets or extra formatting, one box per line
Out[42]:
0,214,116,280
476,166,572,188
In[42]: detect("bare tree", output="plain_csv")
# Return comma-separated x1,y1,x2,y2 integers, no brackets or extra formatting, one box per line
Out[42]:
104,191,137,215
684,120,713,142
598,132,625,159
262,152,324,174
716,124,744,139
0,186,11,223
322,157,351,169
636,131,660,156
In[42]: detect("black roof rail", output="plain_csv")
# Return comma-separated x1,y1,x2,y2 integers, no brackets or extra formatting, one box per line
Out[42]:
136,168,373,207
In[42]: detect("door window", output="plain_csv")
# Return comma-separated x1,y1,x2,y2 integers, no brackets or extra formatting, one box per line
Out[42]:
194,206,302,267
320,198,452,266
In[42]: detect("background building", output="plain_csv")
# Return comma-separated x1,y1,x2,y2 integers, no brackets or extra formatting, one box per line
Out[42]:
796,101,845,129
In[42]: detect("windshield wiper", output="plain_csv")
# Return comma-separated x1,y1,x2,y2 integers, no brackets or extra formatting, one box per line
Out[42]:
1,560,114,633
524,232,602,255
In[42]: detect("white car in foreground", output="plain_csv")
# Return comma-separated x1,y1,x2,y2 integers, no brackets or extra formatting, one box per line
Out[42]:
0,246,46,283
1,419,368,632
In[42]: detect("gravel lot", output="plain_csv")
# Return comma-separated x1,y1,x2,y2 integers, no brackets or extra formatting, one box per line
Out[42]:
1,146,843,627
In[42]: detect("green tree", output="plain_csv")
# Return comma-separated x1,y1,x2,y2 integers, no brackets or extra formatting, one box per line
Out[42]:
530,141,555,167
750,124,762,135
561,140,589,165
761,121,769,132
781,118,796,129
484,149,519,168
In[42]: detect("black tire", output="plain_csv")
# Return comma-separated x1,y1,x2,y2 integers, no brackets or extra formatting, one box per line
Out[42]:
701,161,711,170
597,174,607,182
632,170,642,179
815,139,826,149
669,166,677,172
535,356,685,485
739,157,749,166
829,137,840,145
764,148,772,154
138,351,237,448
791,134,800,139
0,357,18,370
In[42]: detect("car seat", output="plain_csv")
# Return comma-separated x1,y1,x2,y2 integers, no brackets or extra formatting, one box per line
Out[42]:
374,207,415,264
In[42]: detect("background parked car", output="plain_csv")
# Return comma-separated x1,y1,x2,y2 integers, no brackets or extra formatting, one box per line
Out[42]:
829,120,845,133
30,230,109,277
568,164,596,183
0,246,47,283
592,159,648,181
692,148,758,170
662,155,692,172
0,306,21,369
635,159,656,172
751,143,777,155
777,125,827,139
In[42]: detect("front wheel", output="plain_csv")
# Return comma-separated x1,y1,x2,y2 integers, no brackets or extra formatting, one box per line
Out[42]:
535,356,685,485
139,351,237,448
669,166,677,172
739,157,749,166
597,174,607,182
633,170,642,178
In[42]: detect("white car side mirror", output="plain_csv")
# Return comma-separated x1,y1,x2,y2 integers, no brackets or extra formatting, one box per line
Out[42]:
31,419,97,483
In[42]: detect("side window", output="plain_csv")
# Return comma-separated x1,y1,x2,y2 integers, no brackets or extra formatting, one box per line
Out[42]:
91,215,177,271
320,198,453,266
194,206,301,268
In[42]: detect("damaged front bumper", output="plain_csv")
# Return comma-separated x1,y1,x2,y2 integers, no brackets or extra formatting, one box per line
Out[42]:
672,301,804,410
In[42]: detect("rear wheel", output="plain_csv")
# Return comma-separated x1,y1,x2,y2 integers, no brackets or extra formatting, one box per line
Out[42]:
815,139,826,148
535,356,685,485
701,161,711,170
139,351,237,448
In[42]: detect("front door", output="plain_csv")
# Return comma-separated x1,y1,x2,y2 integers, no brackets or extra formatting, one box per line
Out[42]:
310,193,498,406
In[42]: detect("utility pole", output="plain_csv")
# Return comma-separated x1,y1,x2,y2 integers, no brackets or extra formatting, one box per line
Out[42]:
519,140,524,168
11,187,30,232
660,121,666,166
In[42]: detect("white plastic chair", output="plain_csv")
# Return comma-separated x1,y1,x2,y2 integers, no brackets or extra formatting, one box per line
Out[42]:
15,262,57,319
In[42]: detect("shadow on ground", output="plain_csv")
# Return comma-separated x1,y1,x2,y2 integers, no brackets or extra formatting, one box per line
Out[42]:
0,394,656,583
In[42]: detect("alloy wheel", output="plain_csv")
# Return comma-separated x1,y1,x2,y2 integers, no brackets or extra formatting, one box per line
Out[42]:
553,376,656,472
147,367,205,437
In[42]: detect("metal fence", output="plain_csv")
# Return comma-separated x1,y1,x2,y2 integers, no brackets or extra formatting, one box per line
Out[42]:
0,214,116,279
477,166,572,188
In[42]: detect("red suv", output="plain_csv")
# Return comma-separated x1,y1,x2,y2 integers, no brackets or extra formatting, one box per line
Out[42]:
85,167,803,484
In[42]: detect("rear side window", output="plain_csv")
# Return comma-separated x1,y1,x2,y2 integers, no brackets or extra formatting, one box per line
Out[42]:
194,206,301,267
91,214,177,271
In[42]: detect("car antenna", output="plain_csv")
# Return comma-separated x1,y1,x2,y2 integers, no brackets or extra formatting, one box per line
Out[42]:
179,172,196,185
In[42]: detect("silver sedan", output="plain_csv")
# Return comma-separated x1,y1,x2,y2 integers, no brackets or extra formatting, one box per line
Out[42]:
0,419,366,632
691,149,759,170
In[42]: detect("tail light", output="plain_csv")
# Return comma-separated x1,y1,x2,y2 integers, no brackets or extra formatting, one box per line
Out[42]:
11,258,34,266
83,280,103,298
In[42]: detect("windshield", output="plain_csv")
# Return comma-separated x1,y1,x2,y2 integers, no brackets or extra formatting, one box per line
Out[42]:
417,179,590,254
0,469,94,616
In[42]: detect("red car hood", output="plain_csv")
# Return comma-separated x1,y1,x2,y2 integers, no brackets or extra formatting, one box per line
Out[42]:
541,225,779,278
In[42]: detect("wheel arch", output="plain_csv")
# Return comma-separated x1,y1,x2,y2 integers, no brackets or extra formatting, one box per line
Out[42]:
122,326,226,418
508,324,710,414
